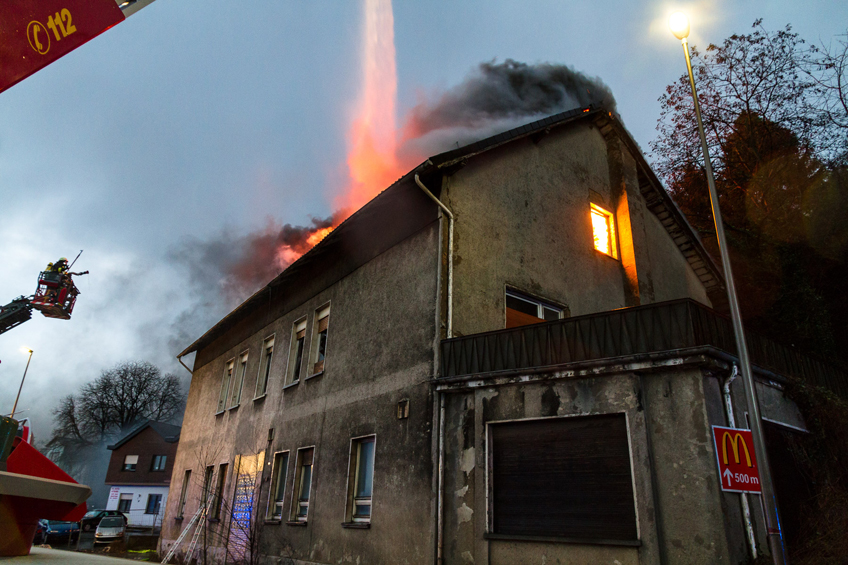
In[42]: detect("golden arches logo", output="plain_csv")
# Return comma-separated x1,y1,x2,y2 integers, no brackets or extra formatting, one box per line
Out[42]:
721,432,753,467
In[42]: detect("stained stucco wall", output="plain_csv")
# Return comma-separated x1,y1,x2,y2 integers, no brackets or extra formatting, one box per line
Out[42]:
162,223,441,564
443,121,710,338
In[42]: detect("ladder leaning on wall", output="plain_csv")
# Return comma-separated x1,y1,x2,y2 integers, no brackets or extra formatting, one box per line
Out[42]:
161,498,210,564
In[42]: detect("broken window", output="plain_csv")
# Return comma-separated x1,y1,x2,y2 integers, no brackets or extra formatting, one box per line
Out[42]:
122,455,138,471
229,351,248,408
267,451,289,520
217,359,235,413
488,414,637,541
505,289,566,328
255,335,274,398
591,203,617,258
177,469,191,518
346,436,375,523
291,447,314,522
150,455,167,472
211,463,228,519
310,304,330,376
287,319,307,385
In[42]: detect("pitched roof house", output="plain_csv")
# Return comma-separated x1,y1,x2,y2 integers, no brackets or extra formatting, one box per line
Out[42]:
160,107,843,564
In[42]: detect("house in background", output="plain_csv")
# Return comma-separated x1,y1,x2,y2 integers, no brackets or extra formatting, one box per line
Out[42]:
160,107,845,564
105,421,180,528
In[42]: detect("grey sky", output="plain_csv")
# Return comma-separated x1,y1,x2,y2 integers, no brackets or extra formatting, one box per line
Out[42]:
1,0,845,437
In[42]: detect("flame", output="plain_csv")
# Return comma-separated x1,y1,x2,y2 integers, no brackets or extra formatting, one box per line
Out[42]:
337,0,407,215
306,226,333,247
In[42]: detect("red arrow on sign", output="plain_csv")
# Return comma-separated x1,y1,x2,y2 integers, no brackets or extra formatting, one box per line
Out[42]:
712,425,762,494
0,0,125,95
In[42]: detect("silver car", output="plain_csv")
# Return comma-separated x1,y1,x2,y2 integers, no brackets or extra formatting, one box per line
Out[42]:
94,516,125,544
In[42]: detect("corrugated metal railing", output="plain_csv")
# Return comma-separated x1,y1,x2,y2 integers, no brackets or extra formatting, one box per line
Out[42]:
440,299,848,398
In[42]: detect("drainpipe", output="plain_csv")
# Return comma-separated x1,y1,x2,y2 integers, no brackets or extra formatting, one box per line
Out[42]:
414,173,452,565
723,364,758,560
414,173,453,339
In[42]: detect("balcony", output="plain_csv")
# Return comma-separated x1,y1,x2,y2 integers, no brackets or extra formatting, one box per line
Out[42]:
440,299,848,398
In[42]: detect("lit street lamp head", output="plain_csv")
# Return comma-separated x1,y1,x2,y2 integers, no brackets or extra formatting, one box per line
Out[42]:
669,12,690,40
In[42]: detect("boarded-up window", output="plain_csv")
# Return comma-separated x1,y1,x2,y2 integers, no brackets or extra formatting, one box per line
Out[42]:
489,414,637,541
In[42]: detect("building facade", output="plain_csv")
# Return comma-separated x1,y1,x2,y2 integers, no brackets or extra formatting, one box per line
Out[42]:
160,108,842,564
105,421,180,528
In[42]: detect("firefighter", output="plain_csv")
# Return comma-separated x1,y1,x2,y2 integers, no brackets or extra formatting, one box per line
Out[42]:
54,258,68,273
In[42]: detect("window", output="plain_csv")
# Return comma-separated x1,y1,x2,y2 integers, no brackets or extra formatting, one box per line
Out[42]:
309,305,330,376
145,494,162,515
346,437,375,523
122,455,138,471
229,351,248,408
505,289,566,328
488,414,637,541
178,470,191,518
202,465,214,506
117,493,132,513
217,359,235,413
255,335,274,398
266,452,289,520
287,319,307,385
591,203,617,258
151,455,167,472
290,447,314,522
211,463,228,519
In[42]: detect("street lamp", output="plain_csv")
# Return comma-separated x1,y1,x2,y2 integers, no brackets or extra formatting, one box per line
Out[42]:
667,12,786,565
10,348,33,420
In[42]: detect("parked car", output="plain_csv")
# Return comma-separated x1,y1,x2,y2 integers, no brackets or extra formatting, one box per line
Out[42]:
34,519,80,544
94,516,126,545
81,509,129,532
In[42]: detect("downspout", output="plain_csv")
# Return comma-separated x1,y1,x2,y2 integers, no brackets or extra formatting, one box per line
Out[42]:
723,364,758,560
177,354,193,375
414,172,452,565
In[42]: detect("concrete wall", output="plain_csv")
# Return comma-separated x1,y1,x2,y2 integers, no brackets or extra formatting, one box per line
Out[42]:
440,366,752,565
444,122,710,338
162,223,441,564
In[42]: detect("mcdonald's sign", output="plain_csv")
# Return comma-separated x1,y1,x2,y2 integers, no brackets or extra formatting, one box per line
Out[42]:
711,426,762,494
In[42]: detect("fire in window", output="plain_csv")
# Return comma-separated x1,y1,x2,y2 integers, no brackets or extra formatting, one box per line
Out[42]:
590,203,617,258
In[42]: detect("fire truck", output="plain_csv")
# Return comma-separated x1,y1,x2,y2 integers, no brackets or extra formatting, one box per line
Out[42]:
0,259,88,336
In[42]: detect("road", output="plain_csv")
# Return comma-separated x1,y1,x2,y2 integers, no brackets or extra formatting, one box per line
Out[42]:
0,547,140,563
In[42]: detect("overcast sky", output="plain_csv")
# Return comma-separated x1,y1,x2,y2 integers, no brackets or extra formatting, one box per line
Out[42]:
1,0,846,437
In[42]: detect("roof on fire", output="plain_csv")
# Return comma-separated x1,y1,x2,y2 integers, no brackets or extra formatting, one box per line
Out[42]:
178,106,724,359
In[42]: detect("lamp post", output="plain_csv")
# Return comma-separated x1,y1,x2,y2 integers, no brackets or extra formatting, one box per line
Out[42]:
11,348,33,420
668,13,785,565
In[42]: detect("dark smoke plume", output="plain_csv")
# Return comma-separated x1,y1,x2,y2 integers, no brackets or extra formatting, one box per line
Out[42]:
401,59,616,153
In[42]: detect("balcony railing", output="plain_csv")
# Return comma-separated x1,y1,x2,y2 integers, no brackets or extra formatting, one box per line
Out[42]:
440,299,848,398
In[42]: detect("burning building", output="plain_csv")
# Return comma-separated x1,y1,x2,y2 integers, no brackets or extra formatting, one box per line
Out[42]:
160,107,844,564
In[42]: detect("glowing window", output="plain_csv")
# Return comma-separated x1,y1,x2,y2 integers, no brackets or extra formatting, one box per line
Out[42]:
591,204,616,258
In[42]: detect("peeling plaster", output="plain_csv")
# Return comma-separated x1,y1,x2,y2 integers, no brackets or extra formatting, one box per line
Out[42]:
461,550,475,563
460,447,476,475
455,485,469,498
457,502,473,523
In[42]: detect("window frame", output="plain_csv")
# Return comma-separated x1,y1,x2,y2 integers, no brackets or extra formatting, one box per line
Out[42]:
228,350,249,409
210,462,229,520
150,455,167,472
344,435,376,524
266,450,290,521
202,465,214,507
122,455,138,472
145,493,163,515
254,334,275,400
177,469,191,518
285,318,308,386
308,303,331,378
217,358,236,414
117,493,133,513
289,446,315,523
504,287,567,328
590,203,618,259
485,412,639,544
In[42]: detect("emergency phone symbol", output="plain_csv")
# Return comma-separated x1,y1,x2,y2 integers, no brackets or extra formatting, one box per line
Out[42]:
27,20,50,55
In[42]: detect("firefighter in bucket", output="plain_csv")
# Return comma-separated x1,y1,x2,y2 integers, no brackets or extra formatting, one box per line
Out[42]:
31,255,88,319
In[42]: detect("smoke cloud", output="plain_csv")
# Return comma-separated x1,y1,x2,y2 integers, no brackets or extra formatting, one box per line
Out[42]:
400,59,616,156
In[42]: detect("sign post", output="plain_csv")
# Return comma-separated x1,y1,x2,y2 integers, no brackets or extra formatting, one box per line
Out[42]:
0,0,126,94
712,426,762,494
